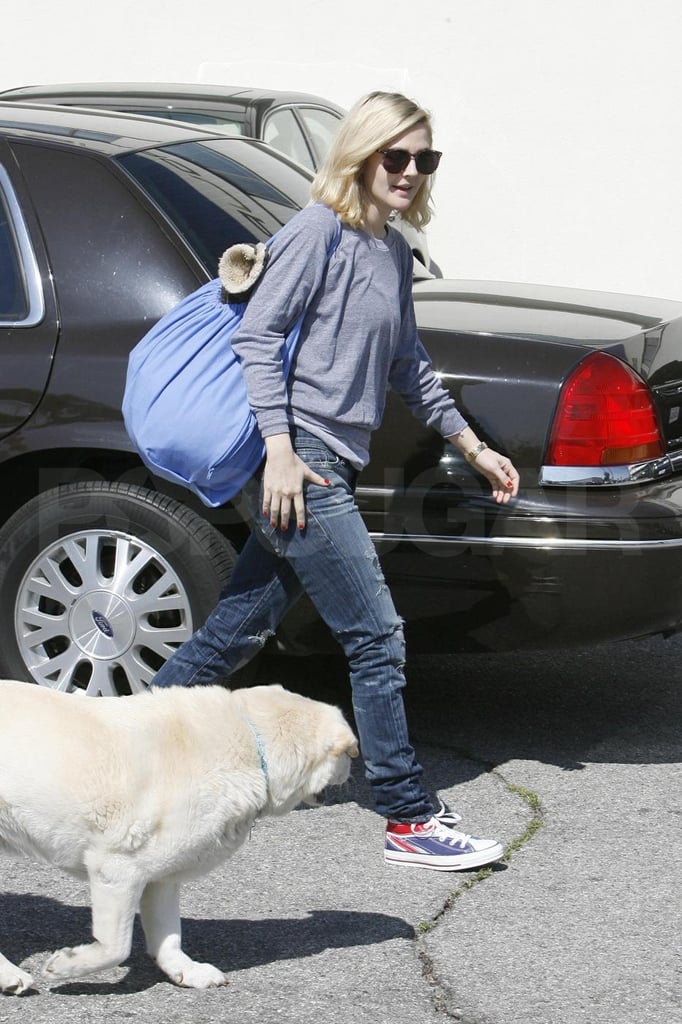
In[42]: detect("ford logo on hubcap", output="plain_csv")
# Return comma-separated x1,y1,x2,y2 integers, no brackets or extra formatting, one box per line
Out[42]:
92,610,114,638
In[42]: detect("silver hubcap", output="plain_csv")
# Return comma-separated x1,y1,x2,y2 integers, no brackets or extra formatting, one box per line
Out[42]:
15,530,194,696
70,591,136,660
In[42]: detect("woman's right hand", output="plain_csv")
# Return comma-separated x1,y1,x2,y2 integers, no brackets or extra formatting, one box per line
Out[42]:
262,433,330,531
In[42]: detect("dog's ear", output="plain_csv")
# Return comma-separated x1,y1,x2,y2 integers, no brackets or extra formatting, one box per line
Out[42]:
331,728,359,759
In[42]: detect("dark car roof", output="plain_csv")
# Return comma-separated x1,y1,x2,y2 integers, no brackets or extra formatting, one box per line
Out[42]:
0,82,346,112
0,100,287,157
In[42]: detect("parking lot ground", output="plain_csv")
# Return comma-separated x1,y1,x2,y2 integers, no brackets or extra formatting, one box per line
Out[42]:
1,635,680,1023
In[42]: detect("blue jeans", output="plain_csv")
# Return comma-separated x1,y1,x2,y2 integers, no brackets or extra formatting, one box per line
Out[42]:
152,429,434,822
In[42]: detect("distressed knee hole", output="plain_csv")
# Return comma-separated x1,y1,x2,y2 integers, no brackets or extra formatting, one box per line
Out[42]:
385,620,406,667
363,547,390,597
246,629,275,652
346,619,406,671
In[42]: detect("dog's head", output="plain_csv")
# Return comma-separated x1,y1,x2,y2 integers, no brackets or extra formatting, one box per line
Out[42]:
232,685,359,815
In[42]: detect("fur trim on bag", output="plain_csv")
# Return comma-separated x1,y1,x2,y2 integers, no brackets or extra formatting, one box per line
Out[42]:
218,242,268,302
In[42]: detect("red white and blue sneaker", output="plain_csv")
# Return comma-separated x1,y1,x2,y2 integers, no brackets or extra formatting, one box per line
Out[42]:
385,816,504,871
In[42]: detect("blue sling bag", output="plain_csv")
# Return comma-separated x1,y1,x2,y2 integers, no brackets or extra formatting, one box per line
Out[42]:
122,214,342,508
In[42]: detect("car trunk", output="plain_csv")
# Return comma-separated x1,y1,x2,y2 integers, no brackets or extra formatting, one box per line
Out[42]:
413,278,682,455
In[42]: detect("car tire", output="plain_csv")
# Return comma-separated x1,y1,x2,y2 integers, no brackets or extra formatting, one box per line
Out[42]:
0,481,238,695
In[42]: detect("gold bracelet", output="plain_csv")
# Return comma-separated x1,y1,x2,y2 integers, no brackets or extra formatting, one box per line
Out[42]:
465,441,488,464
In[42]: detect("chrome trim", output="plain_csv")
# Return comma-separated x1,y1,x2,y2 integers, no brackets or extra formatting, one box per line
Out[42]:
368,531,682,551
539,454,676,487
0,164,45,328
356,486,396,499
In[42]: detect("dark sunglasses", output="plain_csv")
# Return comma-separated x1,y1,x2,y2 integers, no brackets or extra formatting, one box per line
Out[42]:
377,147,442,175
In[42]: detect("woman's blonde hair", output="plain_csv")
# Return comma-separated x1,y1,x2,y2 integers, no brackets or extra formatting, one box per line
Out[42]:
310,91,436,231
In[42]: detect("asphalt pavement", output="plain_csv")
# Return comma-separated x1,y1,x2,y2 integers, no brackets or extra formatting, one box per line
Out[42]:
1,634,680,1023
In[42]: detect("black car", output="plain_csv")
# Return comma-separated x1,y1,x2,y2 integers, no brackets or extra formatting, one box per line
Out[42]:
2,102,682,697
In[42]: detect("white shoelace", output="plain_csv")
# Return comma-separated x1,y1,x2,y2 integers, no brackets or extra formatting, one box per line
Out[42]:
434,799,463,827
428,817,472,846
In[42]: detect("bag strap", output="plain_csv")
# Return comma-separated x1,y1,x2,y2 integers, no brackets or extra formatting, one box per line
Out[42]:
325,211,343,260
277,212,342,380
304,209,342,306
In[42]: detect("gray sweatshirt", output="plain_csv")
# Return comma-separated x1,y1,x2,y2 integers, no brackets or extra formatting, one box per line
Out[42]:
232,203,467,469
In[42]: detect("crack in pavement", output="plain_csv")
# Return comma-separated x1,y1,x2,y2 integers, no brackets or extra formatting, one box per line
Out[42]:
412,762,545,1019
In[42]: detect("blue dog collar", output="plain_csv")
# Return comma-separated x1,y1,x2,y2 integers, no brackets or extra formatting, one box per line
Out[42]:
245,717,269,785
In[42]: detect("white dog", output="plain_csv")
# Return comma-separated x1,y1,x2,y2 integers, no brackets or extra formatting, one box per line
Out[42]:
0,680,358,993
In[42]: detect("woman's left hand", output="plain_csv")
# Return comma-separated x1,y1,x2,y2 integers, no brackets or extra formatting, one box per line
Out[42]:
471,447,519,504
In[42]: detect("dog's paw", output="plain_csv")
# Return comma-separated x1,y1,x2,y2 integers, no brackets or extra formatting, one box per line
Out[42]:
43,946,86,980
0,964,35,995
171,962,228,989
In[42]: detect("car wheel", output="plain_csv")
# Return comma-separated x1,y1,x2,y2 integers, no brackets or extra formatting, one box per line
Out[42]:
0,482,237,695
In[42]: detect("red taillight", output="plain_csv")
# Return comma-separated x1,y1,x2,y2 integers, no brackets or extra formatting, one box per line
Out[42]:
547,352,664,467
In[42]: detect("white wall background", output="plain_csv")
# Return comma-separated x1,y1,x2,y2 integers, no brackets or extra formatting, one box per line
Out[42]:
4,0,681,299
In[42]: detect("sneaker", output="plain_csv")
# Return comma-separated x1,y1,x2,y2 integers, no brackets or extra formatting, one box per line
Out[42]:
385,816,504,871
433,798,462,828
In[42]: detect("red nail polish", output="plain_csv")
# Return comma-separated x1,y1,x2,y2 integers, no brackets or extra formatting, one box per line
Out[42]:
506,481,513,487
324,478,330,486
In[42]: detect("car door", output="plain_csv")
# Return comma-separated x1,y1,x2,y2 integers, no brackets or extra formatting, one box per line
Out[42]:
0,139,59,438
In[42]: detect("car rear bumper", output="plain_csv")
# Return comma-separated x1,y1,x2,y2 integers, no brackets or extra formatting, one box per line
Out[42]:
372,480,682,652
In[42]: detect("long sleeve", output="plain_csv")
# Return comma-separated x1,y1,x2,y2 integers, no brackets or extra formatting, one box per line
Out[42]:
388,236,468,438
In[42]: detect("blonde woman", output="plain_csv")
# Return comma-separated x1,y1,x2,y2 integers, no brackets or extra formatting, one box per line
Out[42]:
153,92,519,870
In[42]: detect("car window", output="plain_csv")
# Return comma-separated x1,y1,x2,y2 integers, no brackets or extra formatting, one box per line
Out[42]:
0,165,43,326
126,108,245,136
0,197,26,320
262,109,315,171
119,139,310,272
296,106,343,165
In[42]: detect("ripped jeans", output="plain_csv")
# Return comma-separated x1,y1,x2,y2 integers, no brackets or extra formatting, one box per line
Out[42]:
152,428,433,822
